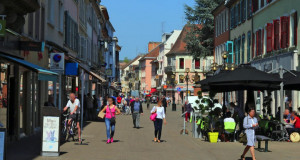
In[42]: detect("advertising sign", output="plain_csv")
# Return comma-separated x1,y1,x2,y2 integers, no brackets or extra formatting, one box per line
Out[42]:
20,41,45,52
0,129,5,160
50,53,64,71
0,19,6,37
65,63,78,76
42,116,59,152
177,87,181,92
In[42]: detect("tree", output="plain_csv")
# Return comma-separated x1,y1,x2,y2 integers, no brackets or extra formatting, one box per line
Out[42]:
123,57,131,64
184,0,223,58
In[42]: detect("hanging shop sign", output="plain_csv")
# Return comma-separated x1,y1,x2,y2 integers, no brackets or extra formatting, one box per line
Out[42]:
20,41,45,52
65,63,78,76
0,19,6,37
50,53,64,71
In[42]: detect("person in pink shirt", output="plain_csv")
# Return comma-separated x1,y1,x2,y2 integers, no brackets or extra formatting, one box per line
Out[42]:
100,97,121,144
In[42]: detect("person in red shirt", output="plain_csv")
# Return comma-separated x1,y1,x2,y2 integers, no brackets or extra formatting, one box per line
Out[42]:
291,111,300,129
117,96,122,104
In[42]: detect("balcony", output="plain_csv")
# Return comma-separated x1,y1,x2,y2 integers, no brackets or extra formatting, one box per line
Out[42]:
164,66,175,74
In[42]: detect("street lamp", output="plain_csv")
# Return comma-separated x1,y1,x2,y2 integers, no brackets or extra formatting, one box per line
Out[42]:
167,74,178,111
180,68,198,103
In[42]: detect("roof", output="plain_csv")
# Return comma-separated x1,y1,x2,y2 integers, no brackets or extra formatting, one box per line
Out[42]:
121,55,142,70
119,62,127,69
166,24,202,56
139,43,161,61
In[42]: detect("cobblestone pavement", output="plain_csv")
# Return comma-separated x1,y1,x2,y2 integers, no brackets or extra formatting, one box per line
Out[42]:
8,104,300,160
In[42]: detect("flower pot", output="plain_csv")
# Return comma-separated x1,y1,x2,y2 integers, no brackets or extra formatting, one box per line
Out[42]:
208,132,219,143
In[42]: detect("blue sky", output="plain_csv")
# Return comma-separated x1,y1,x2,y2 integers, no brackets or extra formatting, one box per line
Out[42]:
101,0,195,60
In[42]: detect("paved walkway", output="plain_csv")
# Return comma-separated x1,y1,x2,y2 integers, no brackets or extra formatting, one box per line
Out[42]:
7,104,300,160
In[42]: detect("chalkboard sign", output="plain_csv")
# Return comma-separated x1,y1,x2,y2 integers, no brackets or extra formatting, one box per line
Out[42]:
41,116,60,156
0,128,6,160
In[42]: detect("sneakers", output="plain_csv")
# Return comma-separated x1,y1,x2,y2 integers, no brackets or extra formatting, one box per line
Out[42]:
106,139,111,144
110,138,114,143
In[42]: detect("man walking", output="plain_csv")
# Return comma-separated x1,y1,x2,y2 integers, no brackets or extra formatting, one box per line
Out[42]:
162,95,168,114
130,97,143,129
146,97,150,109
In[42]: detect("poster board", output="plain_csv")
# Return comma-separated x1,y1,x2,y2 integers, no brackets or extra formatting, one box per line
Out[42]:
0,128,6,160
42,116,59,156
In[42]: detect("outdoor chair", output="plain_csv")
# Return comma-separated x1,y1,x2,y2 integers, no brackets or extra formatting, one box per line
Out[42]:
224,121,236,142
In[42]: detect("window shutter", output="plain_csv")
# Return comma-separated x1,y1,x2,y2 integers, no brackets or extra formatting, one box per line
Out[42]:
261,29,264,55
266,23,273,52
281,16,287,49
294,12,298,46
273,19,280,50
287,16,290,47
252,33,255,58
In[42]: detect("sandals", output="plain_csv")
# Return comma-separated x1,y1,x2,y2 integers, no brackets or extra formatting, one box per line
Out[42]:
154,138,157,142
157,140,161,143
240,155,245,160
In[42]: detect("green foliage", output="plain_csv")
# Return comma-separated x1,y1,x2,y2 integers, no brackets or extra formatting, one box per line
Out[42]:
209,91,217,99
184,0,223,58
123,57,131,64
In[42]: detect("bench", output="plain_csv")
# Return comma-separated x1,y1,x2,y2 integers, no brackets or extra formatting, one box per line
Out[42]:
256,135,273,152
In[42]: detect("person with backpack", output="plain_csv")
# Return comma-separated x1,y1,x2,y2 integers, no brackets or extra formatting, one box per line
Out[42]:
151,99,166,143
100,97,121,144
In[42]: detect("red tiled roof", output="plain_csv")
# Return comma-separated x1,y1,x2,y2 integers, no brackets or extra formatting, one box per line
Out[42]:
166,24,202,56
140,44,161,61
121,55,142,70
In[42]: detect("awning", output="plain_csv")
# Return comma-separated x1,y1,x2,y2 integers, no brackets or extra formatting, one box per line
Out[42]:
150,88,157,94
78,64,106,82
0,53,58,82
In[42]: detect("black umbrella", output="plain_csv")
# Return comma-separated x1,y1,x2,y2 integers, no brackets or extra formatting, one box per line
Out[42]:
283,70,300,90
207,64,282,91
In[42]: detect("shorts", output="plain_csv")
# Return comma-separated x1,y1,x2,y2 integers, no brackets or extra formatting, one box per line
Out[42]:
70,113,81,122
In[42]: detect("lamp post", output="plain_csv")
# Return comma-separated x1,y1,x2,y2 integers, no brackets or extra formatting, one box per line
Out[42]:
179,68,199,103
167,74,178,111
211,51,236,117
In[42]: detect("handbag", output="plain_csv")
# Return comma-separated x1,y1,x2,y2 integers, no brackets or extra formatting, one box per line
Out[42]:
98,111,105,119
109,105,116,124
150,107,157,121
239,116,248,143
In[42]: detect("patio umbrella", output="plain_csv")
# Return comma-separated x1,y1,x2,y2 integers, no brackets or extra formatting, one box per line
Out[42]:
207,64,282,91
283,70,300,90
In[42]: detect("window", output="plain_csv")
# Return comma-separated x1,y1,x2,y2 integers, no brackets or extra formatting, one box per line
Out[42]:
242,35,245,64
242,0,246,22
280,16,290,49
35,9,40,40
260,0,265,9
41,7,45,41
253,0,258,13
65,12,78,51
238,2,241,24
234,39,238,64
225,9,228,30
59,1,64,32
238,37,241,63
266,23,273,52
247,32,251,62
256,29,262,56
235,5,238,26
252,33,255,58
47,0,54,25
195,59,200,69
179,58,184,69
274,19,280,50
247,0,252,19
230,7,234,29
179,75,184,83
28,13,34,37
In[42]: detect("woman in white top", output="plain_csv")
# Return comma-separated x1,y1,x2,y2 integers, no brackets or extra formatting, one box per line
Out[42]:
151,99,167,143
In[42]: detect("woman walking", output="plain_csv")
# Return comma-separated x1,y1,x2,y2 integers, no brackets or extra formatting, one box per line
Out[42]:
241,107,258,160
151,100,166,143
100,97,121,144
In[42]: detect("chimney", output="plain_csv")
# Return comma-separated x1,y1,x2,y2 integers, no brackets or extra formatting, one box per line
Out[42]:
148,42,160,52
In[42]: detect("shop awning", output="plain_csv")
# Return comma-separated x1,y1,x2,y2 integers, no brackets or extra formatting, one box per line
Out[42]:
78,63,106,82
150,88,157,94
0,54,58,82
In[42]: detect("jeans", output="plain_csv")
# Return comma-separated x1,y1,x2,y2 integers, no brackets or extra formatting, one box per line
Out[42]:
105,118,115,139
132,111,140,127
154,119,163,140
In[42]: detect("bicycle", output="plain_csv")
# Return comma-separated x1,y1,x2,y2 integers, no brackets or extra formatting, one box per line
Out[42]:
61,112,78,142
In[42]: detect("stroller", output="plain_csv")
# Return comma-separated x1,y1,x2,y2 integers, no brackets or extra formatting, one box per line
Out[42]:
270,121,290,141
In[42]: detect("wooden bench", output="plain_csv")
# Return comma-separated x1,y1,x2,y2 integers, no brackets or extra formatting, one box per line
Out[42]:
256,135,273,152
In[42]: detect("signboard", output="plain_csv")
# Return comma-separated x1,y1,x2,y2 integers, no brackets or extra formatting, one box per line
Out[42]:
0,19,6,37
177,87,181,92
65,63,78,76
20,41,45,52
0,129,5,160
50,53,64,71
42,116,59,152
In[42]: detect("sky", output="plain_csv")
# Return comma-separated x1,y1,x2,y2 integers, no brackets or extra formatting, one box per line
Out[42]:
101,0,196,60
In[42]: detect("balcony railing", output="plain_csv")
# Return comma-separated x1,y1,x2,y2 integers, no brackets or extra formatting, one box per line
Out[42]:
164,66,175,74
